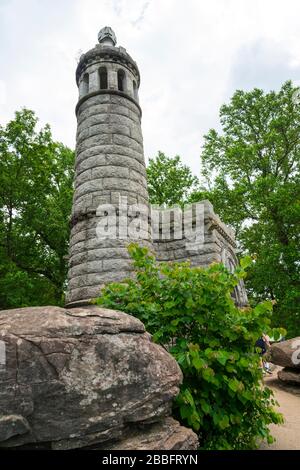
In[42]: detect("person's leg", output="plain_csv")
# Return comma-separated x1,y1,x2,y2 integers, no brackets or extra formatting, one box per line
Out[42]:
262,358,272,374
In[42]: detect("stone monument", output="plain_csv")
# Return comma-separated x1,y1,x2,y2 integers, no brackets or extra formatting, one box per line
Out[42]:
0,26,247,451
66,27,248,308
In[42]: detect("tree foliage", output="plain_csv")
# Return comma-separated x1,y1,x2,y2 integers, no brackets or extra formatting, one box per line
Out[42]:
96,244,284,450
0,109,74,308
191,81,300,337
147,151,198,206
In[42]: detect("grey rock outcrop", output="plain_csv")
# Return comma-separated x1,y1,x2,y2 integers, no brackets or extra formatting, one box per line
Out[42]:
270,337,300,369
270,337,300,386
0,305,198,449
95,417,199,450
278,368,300,385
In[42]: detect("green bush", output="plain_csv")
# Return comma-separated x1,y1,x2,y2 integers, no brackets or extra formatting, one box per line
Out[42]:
96,244,284,449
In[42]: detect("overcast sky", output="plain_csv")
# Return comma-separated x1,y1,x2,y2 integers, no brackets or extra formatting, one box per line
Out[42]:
1,0,300,175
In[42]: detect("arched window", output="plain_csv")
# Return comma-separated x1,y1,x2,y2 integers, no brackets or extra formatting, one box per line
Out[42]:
82,73,89,95
117,69,126,92
99,67,108,89
133,80,138,100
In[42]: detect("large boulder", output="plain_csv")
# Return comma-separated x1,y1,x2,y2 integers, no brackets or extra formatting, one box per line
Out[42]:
0,305,198,450
270,337,300,369
95,417,199,450
278,368,300,385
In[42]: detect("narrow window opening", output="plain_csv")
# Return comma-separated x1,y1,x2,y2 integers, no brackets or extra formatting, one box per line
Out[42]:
99,67,108,89
133,80,138,100
82,73,89,95
117,69,126,91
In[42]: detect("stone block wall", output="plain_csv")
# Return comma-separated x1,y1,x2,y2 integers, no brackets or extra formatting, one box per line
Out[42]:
67,91,151,305
152,200,248,307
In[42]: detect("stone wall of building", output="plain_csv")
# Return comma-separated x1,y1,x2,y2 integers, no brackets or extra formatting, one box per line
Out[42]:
154,200,231,264
153,200,248,307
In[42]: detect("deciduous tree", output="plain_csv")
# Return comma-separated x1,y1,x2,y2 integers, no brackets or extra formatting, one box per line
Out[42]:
191,82,300,336
0,109,74,308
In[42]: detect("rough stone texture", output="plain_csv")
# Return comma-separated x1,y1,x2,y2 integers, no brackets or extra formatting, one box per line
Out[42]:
270,337,300,369
94,417,199,450
278,368,300,385
153,200,248,307
0,305,198,449
0,415,31,442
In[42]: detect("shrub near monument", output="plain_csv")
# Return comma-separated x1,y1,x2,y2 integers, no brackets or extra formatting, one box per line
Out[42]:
97,244,284,449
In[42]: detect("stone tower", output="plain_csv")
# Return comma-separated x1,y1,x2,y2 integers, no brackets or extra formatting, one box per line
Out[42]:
66,27,151,306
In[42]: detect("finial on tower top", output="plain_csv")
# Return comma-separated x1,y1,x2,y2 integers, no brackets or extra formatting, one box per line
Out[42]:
98,26,117,46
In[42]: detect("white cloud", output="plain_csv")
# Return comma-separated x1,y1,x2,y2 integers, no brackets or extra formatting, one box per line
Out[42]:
1,0,300,174
0,80,7,106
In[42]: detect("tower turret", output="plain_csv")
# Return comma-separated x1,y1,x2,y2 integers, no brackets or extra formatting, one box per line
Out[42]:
66,28,150,306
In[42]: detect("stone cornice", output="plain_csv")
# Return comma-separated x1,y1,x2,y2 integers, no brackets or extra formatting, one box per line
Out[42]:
208,216,237,248
75,89,142,117
76,45,140,86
